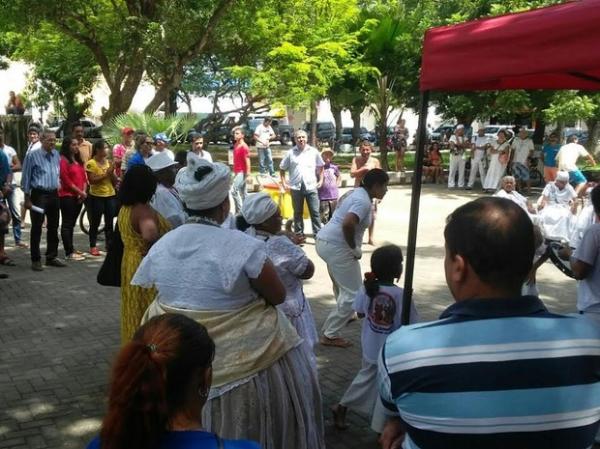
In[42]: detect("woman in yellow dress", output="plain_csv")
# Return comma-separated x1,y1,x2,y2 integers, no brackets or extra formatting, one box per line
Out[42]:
118,164,171,342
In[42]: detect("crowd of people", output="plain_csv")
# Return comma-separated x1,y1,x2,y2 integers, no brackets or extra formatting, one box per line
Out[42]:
1,121,600,449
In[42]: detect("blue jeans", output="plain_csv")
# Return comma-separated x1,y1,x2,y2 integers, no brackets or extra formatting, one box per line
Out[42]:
257,147,274,175
231,173,247,214
6,186,21,244
291,185,321,235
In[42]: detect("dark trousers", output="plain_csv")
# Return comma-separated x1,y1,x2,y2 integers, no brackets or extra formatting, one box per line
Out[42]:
88,195,117,248
59,196,83,256
291,184,322,235
30,189,60,262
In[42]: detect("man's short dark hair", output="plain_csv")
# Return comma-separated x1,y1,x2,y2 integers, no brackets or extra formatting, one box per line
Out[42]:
444,197,534,292
362,168,389,188
71,121,83,131
567,134,578,143
591,184,600,216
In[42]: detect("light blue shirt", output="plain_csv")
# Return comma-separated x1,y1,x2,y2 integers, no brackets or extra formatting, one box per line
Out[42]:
21,148,60,194
279,145,324,191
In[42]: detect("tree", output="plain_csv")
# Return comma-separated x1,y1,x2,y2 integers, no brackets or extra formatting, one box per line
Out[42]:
9,25,98,124
0,0,238,120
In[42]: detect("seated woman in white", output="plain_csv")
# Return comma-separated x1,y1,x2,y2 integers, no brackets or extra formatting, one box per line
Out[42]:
538,171,577,241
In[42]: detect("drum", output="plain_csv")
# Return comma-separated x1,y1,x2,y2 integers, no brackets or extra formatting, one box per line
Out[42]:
547,240,575,279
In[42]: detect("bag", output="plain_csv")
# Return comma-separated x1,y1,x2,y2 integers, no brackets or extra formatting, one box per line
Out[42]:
97,222,124,287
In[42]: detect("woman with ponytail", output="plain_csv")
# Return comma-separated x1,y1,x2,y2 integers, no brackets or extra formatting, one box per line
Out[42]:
87,314,259,449
331,244,419,432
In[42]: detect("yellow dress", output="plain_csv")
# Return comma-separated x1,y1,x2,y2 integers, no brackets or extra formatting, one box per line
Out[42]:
118,205,171,343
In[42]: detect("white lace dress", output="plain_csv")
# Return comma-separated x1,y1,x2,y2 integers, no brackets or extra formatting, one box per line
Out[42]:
253,232,318,366
483,142,509,190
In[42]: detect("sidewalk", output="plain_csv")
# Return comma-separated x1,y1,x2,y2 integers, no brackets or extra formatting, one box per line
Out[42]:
0,184,578,448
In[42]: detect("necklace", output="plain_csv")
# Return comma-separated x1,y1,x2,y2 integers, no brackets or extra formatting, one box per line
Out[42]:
186,216,220,227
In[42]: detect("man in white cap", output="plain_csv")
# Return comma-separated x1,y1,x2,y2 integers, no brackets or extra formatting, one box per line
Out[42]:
556,135,596,196
146,151,186,228
538,170,578,241
510,127,534,195
448,125,469,189
467,127,488,190
153,132,175,160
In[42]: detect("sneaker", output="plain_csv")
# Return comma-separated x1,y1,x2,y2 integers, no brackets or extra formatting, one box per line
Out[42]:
66,253,85,261
74,250,84,256
89,247,101,257
46,258,67,267
31,261,43,271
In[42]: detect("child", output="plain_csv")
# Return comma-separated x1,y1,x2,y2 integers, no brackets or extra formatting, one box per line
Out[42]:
331,245,418,432
318,147,341,224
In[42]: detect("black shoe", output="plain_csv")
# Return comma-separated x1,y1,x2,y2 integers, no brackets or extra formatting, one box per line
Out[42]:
46,258,67,267
465,186,473,190
31,261,43,271
0,273,8,279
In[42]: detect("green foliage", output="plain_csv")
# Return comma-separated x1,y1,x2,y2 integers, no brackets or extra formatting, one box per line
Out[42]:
543,91,597,123
103,113,198,145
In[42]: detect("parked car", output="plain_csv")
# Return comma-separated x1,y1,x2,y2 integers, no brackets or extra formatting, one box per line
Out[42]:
429,123,455,142
49,118,103,140
301,121,335,145
563,127,589,145
340,127,376,145
484,125,515,142
241,117,294,145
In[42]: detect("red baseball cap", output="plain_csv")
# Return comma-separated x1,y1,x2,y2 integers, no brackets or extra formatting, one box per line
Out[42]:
122,127,134,135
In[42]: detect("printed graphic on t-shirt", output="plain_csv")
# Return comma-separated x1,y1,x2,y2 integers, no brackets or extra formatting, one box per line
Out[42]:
367,291,396,334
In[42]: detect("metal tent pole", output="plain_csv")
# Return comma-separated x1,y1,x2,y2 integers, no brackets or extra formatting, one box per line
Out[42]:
401,90,430,325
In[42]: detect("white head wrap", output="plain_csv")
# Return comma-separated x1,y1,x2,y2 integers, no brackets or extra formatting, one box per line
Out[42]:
241,192,279,225
556,171,569,182
175,152,231,210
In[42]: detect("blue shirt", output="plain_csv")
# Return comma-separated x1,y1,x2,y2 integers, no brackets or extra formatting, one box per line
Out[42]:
378,296,600,449
127,151,147,170
21,148,60,194
0,149,10,186
543,143,560,167
87,431,260,449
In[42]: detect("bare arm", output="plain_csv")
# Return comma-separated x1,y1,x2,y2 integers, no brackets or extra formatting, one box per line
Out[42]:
342,213,359,249
132,205,161,250
279,169,287,189
249,259,286,305
571,257,593,280
10,155,21,171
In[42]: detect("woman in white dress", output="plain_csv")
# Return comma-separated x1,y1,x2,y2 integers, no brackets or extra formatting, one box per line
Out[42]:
131,153,324,449
483,129,511,192
238,193,318,370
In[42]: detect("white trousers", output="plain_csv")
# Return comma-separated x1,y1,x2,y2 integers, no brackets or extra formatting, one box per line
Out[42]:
316,238,362,339
448,154,466,188
468,150,487,187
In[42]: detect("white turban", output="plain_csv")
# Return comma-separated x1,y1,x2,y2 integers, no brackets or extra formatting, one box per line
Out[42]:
556,171,569,182
241,192,279,225
175,152,231,210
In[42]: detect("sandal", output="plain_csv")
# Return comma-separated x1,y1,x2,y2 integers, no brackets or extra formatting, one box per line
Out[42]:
0,256,16,266
320,336,353,348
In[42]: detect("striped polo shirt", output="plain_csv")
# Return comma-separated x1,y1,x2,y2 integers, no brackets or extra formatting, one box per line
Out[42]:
378,296,600,449
21,148,60,194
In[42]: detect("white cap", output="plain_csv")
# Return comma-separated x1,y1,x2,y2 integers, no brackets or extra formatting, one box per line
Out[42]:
456,124,465,130
556,171,569,182
146,151,178,172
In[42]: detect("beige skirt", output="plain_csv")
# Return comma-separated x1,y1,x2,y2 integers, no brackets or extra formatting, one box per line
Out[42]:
203,345,325,449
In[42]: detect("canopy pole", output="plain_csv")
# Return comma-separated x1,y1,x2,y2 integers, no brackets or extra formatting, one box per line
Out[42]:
401,90,430,325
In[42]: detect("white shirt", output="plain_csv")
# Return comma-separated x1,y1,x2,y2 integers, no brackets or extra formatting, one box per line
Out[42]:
254,124,275,148
318,188,372,247
150,184,187,228
26,141,42,154
556,143,589,171
449,134,467,155
353,284,418,364
473,135,489,151
1,145,16,161
132,224,267,310
511,137,534,165
194,149,213,163
542,182,577,206
279,145,324,191
155,148,175,161
573,224,600,312
494,189,529,213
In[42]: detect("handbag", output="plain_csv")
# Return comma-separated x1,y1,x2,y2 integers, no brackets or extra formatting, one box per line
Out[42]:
97,221,124,287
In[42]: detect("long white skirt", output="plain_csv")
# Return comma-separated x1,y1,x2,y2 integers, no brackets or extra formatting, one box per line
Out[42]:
203,345,325,449
483,155,506,190
282,291,319,372
539,204,575,241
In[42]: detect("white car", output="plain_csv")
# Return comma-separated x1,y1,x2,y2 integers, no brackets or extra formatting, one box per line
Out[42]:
484,125,515,142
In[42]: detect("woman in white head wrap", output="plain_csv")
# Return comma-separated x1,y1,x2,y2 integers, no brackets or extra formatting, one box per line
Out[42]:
239,193,319,371
131,153,325,449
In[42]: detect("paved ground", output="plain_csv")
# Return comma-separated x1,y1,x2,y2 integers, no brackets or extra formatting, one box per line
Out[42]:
0,184,578,449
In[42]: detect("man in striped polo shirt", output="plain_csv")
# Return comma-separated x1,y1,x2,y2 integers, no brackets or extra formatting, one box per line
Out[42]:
378,197,600,449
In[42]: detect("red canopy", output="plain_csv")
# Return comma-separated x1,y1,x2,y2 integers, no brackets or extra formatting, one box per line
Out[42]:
420,0,600,92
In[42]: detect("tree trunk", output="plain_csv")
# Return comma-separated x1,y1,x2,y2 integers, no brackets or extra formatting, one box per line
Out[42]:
585,118,600,159
310,101,318,147
166,89,179,115
379,118,389,171
350,108,361,146
331,101,343,144
532,117,546,146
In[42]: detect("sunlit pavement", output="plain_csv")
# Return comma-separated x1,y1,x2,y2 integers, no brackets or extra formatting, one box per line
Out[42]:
0,184,578,448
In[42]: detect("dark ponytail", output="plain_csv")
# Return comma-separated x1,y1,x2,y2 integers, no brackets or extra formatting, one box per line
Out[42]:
365,245,404,300
99,314,215,449
364,271,380,300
